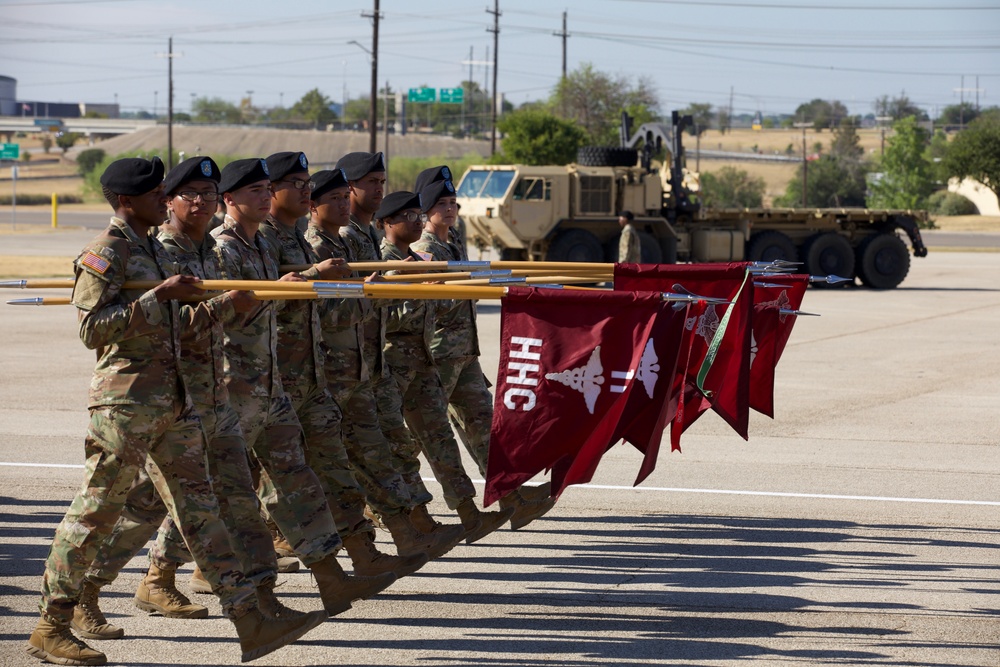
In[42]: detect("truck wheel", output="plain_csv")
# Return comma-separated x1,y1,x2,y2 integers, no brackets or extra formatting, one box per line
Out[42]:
746,231,797,264
500,248,527,261
856,233,910,289
576,146,639,167
546,229,604,263
804,233,855,287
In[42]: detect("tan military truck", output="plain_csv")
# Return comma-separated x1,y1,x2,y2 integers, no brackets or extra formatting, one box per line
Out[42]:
456,111,927,288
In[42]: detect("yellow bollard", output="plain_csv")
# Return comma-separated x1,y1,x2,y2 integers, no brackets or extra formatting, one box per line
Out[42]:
51,193,58,228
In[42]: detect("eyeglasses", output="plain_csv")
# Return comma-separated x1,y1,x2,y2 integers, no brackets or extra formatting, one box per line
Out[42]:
176,191,220,202
391,211,428,224
279,178,316,191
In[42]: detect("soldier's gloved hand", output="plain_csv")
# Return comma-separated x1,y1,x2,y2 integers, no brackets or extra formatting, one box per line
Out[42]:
278,272,306,283
153,274,204,302
314,257,351,280
226,290,257,313
364,272,382,284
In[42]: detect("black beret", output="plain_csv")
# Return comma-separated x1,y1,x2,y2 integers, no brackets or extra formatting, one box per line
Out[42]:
619,210,634,220
100,156,164,196
375,191,421,220
162,156,220,195
265,151,309,182
335,151,386,180
310,169,349,201
414,165,453,192
418,178,457,212
219,158,270,194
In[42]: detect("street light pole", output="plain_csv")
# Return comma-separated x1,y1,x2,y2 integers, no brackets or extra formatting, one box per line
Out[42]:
793,121,813,207
361,1,381,154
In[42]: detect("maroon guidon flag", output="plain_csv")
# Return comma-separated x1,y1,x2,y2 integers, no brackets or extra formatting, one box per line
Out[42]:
750,274,809,418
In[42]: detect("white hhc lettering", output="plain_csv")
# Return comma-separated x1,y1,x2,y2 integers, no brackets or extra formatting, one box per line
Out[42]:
503,388,537,411
510,336,542,361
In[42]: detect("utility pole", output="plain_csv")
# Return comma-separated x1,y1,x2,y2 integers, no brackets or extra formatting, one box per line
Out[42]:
487,0,500,156
383,81,390,165
156,37,182,170
553,11,569,80
362,0,381,153
793,121,813,207
461,49,491,136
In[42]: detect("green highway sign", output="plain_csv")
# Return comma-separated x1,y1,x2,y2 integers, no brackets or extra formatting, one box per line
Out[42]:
439,88,464,104
0,143,19,160
408,87,436,103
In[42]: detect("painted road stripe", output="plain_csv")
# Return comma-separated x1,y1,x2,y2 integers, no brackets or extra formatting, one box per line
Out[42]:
4,461,997,507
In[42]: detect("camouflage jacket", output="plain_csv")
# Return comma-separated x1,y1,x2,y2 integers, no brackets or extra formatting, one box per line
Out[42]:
259,216,326,393
380,238,435,365
304,223,369,382
410,230,480,359
619,223,641,263
72,217,189,410
210,216,283,402
157,226,238,411
341,215,387,375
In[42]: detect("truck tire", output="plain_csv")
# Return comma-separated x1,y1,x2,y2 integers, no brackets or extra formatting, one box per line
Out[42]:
604,231,663,264
746,230,798,264
803,233,855,287
546,228,604,263
500,247,527,261
576,146,639,167
856,233,910,289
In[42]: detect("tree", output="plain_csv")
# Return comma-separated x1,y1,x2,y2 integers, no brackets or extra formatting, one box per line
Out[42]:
874,93,928,122
192,96,242,124
699,166,765,208
681,103,712,137
716,108,731,135
496,108,586,166
777,154,868,207
868,116,933,209
830,118,864,161
292,88,337,129
41,134,52,153
937,102,979,128
793,99,848,131
76,148,106,176
943,113,1000,199
55,132,81,154
550,63,659,145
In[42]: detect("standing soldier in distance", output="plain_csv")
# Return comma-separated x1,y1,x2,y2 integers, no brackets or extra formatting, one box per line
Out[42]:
78,157,308,637
259,152,427,579
305,169,465,561
210,158,394,616
376,191,514,544
618,210,641,263
26,156,325,666
412,167,556,528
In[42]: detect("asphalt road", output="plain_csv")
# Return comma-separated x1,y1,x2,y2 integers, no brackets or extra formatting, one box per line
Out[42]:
1,244,999,666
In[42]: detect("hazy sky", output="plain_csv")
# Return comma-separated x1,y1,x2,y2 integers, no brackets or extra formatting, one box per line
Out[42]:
2,0,997,118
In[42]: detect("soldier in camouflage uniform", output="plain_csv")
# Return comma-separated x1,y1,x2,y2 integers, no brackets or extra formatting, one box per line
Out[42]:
305,169,464,561
259,152,429,578
210,158,394,616
78,157,307,639
26,157,325,666
412,168,556,530
375,191,514,544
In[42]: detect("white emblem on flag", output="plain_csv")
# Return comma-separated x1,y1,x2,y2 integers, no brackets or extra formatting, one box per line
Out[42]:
546,346,604,414
694,306,720,346
759,289,792,322
749,331,758,368
637,339,660,398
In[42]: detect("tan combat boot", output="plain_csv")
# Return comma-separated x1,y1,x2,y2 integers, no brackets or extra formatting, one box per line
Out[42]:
307,554,396,616
342,530,428,578
134,562,209,618
407,505,466,558
255,581,306,620
26,616,106,666
519,481,552,503
500,490,557,531
383,509,462,561
232,606,326,663
188,565,212,594
456,499,515,545
71,581,124,640
272,528,295,559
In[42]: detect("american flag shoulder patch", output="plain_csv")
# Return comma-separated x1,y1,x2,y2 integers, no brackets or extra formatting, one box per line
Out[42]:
81,251,110,275
415,251,432,261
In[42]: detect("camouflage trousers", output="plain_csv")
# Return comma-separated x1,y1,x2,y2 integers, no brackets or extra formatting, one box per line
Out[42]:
40,404,255,622
385,344,477,509
281,382,373,540
230,389,342,565
371,371,434,506
328,375,417,517
434,355,493,478
84,401,277,590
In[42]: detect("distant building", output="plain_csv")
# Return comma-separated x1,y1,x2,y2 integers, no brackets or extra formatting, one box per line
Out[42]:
0,75,16,116
1,75,120,118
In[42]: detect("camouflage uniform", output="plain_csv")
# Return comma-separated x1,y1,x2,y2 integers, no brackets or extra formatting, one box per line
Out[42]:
210,216,342,565
410,230,492,476
258,215,371,540
304,223,415,516
380,237,477,509
340,216,433,504
39,217,256,623
85,228,277,590
619,222,641,263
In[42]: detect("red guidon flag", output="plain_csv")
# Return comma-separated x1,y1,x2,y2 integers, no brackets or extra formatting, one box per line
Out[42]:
750,274,809,418
615,263,754,446
485,287,663,504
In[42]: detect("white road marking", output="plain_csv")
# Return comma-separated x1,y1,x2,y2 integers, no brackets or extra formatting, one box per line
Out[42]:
4,462,997,507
